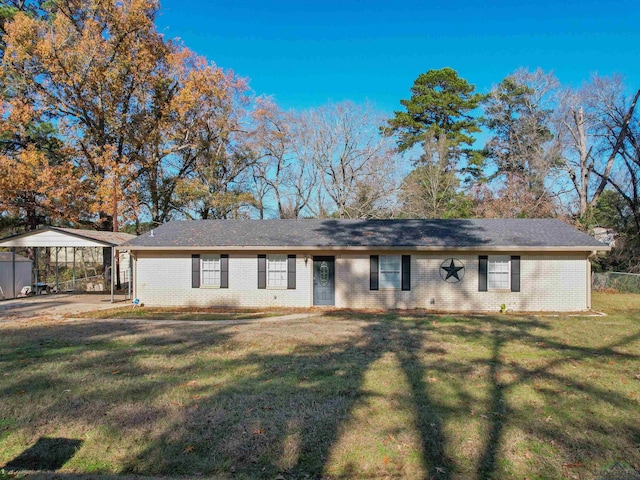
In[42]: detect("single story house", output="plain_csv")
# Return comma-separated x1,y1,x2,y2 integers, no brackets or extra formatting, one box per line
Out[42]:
120,218,610,312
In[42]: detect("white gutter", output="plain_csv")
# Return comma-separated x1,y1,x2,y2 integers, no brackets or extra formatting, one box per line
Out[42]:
117,245,611,253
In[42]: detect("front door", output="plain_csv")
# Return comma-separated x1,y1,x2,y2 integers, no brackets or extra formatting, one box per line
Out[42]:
313,256,335,306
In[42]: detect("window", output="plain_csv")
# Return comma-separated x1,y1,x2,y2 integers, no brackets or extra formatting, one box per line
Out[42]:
267,254,287,288
379,255,401,289
201,254,221,287
488,256,510,290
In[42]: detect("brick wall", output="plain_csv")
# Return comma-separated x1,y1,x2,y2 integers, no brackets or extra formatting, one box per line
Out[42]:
134,251,312,308
335,252,589,312
133,250,590,312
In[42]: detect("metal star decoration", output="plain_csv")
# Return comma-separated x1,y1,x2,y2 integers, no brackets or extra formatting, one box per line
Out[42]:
440,258,465,283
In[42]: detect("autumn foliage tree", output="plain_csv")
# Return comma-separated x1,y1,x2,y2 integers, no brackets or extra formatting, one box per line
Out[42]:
1,0,254,232
136,50,251,223
0,74,87,229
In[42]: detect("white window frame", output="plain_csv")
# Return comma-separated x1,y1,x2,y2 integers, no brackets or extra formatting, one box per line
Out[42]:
379,255,401,289
488,256,510,290
267,254,288,288
201,254,221,287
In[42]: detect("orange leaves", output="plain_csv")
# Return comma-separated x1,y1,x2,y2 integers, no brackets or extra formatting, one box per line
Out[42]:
4,99,38,132
2,0,171,224
0,146,65,206
3,12,40,64
2,0,254,225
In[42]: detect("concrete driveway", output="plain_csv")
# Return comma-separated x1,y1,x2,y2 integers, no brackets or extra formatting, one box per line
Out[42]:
0,293,128,320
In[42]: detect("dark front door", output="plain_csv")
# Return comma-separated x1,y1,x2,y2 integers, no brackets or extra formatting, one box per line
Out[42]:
313,256,335,306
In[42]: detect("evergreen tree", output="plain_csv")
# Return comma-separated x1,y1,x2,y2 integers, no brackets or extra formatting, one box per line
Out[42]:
384,67,483,162
480,69,561,217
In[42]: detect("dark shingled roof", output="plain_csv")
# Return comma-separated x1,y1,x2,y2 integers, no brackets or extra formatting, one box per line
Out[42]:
122,219,608,250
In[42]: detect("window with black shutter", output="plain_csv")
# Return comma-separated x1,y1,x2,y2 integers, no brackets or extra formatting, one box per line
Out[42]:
478,256,488,292
401,255,411,291
257,254,266,289
370,255,379,290
220,254,228,288
192,254,200,288
510,256,520,292
287,255,296,289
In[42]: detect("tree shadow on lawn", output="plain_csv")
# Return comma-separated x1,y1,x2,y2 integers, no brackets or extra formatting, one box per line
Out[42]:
118,316,453,479
120,312,640,479
465,318,640,479
1,313,639,479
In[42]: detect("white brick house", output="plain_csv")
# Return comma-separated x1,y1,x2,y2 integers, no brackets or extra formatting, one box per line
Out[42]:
121,219,610,312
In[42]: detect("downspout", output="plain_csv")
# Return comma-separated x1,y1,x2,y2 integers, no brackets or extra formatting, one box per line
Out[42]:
72,247,76,290
34,247,38,295
11,248,16,298
587,250,598,310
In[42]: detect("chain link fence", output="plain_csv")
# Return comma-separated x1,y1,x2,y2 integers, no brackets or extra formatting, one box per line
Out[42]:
593,272,640,294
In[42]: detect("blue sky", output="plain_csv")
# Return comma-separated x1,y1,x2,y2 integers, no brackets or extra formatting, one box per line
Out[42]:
155,0,640,114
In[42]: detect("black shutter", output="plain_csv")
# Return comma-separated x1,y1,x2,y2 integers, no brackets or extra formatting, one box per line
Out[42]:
370,255,379,290
258,254,266,289
401,255,411,291
192,254,200,288
511,256,520,292
478,256,488,292
220,254,229,288
287,255,296,289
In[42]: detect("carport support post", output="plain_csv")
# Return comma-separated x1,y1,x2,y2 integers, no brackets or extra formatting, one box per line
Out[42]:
11,247,16,298
34,247,38,295
110,246,115,303
55,247,59,293
72,248,76,290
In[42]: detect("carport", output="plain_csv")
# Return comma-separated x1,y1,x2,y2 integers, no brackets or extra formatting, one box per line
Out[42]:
0,227,135,302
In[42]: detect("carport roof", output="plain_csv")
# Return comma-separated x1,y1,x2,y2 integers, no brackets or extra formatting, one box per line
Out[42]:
0,227,136,248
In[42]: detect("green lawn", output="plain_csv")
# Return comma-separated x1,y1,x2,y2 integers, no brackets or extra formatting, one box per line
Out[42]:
0,292,639,479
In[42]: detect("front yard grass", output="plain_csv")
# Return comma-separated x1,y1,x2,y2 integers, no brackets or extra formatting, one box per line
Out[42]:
75,307,291,321
0,292,638,479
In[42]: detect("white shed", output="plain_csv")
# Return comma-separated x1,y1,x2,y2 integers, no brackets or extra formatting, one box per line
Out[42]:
0,252,32,299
